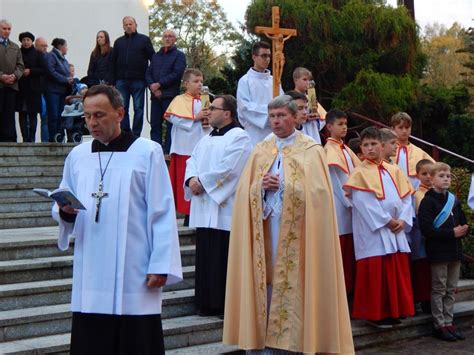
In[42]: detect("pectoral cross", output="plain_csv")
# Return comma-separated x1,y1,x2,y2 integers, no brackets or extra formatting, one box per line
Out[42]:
255,6,297,97
91,181,108,222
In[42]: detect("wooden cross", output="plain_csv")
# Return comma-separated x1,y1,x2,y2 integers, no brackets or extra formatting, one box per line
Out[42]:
91,181,108,223
255,6,297,97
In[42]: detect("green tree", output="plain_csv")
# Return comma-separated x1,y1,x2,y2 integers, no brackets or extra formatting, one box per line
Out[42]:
244,0,426,114
149,0,242,80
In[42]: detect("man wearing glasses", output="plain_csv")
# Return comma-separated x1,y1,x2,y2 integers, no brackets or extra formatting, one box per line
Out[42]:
236,41,283,146
184,95,251,318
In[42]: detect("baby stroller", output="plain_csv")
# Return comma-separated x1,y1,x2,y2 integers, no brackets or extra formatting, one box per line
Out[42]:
55,83,88,143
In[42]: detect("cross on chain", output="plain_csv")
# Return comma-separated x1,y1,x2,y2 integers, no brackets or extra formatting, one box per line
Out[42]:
91,181,108,222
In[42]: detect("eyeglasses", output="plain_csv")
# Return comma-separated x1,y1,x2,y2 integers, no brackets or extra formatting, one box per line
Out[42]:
209,106,226,112
256,54,271,59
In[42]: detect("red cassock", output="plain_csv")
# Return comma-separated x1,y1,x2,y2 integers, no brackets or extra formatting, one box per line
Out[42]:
339,233,356,294
169,154,190,215
352,252,415,320
411,258,432,303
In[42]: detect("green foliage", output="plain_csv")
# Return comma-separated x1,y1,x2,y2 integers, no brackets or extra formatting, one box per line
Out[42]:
244,0,425,109
451,167,474,278
332,69,417,121
149,0,242,80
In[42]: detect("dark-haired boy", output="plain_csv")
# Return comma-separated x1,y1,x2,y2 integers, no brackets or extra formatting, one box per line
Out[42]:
237,41,283,146
324,109,360,295
344,126,415,328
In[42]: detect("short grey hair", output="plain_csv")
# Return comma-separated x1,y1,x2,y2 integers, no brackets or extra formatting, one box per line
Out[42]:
122,16,137,25
268,95,298,115
0,19,12,26
163,29,177,38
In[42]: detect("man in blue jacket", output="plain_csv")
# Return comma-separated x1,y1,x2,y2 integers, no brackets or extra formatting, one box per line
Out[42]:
111,16,154,137
145,29,186,154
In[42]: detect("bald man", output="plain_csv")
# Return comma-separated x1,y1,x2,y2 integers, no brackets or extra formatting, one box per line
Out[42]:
111,16,155,137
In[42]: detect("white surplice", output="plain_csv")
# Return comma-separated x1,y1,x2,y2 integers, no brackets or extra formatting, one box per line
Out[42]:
52,138,183,315
302,118,325,144
329,148,355,235
237,68,283,146
396,147,420,189
350,170,413,261
469,174,474,210
184,127,252,231
168,99,211,156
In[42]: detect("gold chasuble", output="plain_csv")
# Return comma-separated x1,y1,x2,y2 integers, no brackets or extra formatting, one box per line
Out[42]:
344,159,414,200
325,138,361,174
393,143,435,177
164,93,199,120
223,132,354,354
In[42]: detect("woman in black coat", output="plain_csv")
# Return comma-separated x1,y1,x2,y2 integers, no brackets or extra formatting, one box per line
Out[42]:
16,32,45,142
86,31,113,86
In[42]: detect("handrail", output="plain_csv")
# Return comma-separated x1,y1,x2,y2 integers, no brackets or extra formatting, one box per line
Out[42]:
348,111,474,166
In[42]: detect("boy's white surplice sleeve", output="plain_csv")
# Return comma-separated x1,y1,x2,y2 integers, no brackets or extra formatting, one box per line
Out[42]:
145,146,183,285
352,190,392,232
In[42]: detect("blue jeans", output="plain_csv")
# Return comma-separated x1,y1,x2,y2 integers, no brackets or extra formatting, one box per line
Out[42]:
116,79,145,136
40,95,49,142
150,97,173,154
44,93,66,142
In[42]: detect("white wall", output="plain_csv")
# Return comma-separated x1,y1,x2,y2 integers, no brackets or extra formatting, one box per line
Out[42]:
0,0,153,140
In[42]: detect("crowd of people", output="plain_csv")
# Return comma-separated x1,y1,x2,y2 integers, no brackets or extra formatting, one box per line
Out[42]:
3,13,473,355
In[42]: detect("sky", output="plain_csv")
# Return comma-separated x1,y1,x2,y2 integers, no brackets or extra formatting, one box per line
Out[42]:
219,0,473,33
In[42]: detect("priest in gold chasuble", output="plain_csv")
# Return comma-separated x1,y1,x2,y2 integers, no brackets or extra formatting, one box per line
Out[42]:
223,95,354,354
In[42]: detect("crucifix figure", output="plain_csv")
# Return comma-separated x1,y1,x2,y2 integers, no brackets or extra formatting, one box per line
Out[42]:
91,181,108,222
255,6,297,97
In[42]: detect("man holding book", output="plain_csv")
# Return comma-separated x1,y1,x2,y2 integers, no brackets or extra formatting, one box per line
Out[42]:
52,85,182,355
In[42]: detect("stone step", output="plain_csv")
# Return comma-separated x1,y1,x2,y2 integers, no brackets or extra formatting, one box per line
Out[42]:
0,224,196,261
0,289,201,344
0,183,58,199
0,143,74,157
0,197,53,214
0,165,64,175
166,342,240,354
0,211,57,229
0,155,65,166
353,300,474,350
0,174,61,186
0,254,195,285
0,314,224,353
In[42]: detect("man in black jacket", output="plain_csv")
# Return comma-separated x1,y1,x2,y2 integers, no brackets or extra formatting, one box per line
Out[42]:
145,29,186,154
111,16,154,136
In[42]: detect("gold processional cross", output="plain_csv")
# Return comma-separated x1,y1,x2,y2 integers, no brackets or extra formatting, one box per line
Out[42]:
255,6,297,97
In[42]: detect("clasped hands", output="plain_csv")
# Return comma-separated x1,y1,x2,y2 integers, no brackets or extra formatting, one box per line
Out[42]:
149,82,162,99
263,173,279,191
1,74,16,85
386,219,405,234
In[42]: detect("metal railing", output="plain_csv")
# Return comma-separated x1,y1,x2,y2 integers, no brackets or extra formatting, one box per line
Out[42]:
348,111,474,166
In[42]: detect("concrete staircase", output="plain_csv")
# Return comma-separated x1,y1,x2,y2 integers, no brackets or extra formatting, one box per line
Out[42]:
0,143,75,230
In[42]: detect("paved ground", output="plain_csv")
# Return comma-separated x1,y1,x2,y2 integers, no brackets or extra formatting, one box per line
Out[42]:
359,326,474,354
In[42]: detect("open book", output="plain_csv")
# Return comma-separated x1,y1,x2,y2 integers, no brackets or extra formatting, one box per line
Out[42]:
33,187,86,210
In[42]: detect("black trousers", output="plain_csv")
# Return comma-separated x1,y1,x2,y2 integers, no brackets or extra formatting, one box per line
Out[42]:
19,111,38,142
70,312,165,355
195,228,230,313
0,87,17,142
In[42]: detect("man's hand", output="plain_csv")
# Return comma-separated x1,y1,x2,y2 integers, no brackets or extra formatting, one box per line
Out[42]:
386,219,404,233
23,68,31,77
262,173,279,191
195,108,209,121
307,112,320,121
189,177,204,195
454,224,469,238
58,203,78,215
146,274,167,288
153,89,162,99
150,82,160,92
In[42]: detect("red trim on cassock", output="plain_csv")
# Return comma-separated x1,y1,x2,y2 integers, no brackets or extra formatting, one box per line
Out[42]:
339,233,356,294
352,253,415,321
411,258,431,303
169,154,190,215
